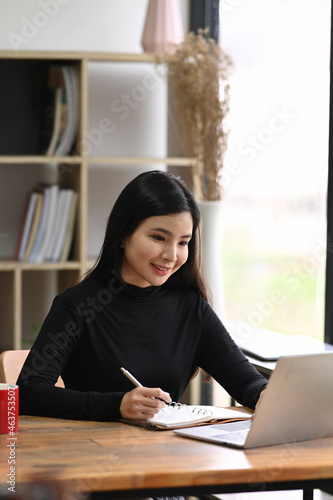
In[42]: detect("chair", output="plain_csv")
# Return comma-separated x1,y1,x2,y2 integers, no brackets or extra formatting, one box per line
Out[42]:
0,349,64,387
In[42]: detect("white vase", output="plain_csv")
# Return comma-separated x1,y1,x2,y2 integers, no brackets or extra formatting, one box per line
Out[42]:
141,0,184,54
199,201,225,321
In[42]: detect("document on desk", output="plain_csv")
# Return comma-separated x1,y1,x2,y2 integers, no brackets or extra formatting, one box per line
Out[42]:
120,405,251,430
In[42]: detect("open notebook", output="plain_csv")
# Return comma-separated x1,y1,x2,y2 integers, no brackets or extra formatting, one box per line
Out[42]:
120,404,251,430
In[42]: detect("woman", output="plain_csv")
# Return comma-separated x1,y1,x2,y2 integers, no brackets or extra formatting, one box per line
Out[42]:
18,170,267,421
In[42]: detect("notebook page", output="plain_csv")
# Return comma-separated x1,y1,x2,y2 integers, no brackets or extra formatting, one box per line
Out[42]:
148,405,251,428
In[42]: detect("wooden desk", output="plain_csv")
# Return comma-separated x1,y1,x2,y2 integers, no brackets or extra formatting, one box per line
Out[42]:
1,416,333,499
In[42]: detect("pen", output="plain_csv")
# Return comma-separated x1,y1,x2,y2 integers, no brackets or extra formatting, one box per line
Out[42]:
120,367,170,405
120,367,143,387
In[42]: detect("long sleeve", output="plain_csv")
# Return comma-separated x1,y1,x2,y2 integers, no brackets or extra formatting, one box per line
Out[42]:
198,310,267,408
17,288,125,421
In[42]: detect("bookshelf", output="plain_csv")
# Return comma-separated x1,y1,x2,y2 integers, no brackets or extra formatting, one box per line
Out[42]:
0,50,197,350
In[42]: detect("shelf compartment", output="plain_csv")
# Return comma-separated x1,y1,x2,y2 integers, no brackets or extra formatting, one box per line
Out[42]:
0,58,81,157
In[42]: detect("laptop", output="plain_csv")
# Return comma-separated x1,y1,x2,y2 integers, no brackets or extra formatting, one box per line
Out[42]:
174,352,333,448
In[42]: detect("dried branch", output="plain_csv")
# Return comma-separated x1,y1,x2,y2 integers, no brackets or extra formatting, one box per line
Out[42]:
156,30,233,201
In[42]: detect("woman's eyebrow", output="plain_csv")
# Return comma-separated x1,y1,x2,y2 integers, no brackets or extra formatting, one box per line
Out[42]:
151,227,192,238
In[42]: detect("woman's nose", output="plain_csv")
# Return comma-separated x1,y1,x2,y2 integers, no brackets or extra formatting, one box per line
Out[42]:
162,244,177,262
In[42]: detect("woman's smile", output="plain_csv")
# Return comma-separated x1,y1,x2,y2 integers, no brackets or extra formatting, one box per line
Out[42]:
151,263,173,275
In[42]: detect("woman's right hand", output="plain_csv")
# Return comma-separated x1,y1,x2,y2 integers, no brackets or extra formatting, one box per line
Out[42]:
252,389,266,420
120,387,171,420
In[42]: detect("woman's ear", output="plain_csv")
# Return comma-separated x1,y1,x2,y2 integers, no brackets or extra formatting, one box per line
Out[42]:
121,233,133,250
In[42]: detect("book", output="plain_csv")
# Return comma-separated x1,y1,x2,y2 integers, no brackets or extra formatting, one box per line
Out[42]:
23,191,43,261
17,192,38,261
34,184,59,263
45,86,63,156
44,189,68,261
121,405,252,430
14,192,31,260
28,185,51,262
44,65,66,156
49,189,77,262
59,191,78,262
54,65,79,156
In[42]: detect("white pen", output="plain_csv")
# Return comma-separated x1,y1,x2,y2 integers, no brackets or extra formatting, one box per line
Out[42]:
120,367,170,405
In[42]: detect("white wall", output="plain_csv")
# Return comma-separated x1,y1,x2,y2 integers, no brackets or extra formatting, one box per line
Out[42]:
0,0,189,52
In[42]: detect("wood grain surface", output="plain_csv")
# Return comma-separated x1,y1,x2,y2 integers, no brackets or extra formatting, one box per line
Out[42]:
1,415,333,496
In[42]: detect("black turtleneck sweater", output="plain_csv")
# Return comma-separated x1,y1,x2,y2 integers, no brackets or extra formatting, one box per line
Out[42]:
17,274,267,421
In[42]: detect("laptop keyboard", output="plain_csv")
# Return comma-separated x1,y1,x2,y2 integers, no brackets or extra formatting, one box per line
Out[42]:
211,428,250,445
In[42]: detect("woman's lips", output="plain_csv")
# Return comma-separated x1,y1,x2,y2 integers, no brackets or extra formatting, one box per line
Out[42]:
151,264,172,276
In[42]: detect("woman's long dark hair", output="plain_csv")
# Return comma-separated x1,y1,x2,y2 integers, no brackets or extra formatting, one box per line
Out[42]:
84,170,208,301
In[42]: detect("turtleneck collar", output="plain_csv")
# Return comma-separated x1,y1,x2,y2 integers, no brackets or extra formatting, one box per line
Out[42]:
111,269,160,298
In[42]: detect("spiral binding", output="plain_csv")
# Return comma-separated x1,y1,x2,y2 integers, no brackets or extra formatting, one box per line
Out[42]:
168,402,185,410
167,403,213,417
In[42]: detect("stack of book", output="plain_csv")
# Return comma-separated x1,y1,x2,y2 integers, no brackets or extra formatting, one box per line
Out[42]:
15,183,78,263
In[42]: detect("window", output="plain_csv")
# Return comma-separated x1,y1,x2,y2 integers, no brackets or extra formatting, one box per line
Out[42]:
219,0,331,339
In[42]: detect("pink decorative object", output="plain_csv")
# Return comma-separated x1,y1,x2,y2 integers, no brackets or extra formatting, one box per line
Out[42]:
141,0,184,54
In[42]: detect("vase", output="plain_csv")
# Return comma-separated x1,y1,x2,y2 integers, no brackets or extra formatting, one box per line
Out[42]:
199,200,226,405
199,201,225,321
141,0,184,54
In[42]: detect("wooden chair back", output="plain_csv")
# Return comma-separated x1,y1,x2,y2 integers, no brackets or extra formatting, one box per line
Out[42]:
0,349,64,387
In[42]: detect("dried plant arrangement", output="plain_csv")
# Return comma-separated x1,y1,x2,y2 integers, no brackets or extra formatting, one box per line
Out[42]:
156,30,233,201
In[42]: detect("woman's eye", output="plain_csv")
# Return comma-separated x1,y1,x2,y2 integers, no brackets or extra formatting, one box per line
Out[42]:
180,241,189,247
152,235,165,241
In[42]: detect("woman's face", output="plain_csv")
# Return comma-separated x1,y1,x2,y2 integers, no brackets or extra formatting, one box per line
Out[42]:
120,212,193,287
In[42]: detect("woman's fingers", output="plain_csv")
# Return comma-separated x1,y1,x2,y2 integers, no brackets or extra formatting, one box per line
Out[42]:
120,387,170,420
252,389,266,420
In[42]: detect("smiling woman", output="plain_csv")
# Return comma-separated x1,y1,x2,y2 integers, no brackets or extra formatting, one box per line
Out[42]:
17,170,267,423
